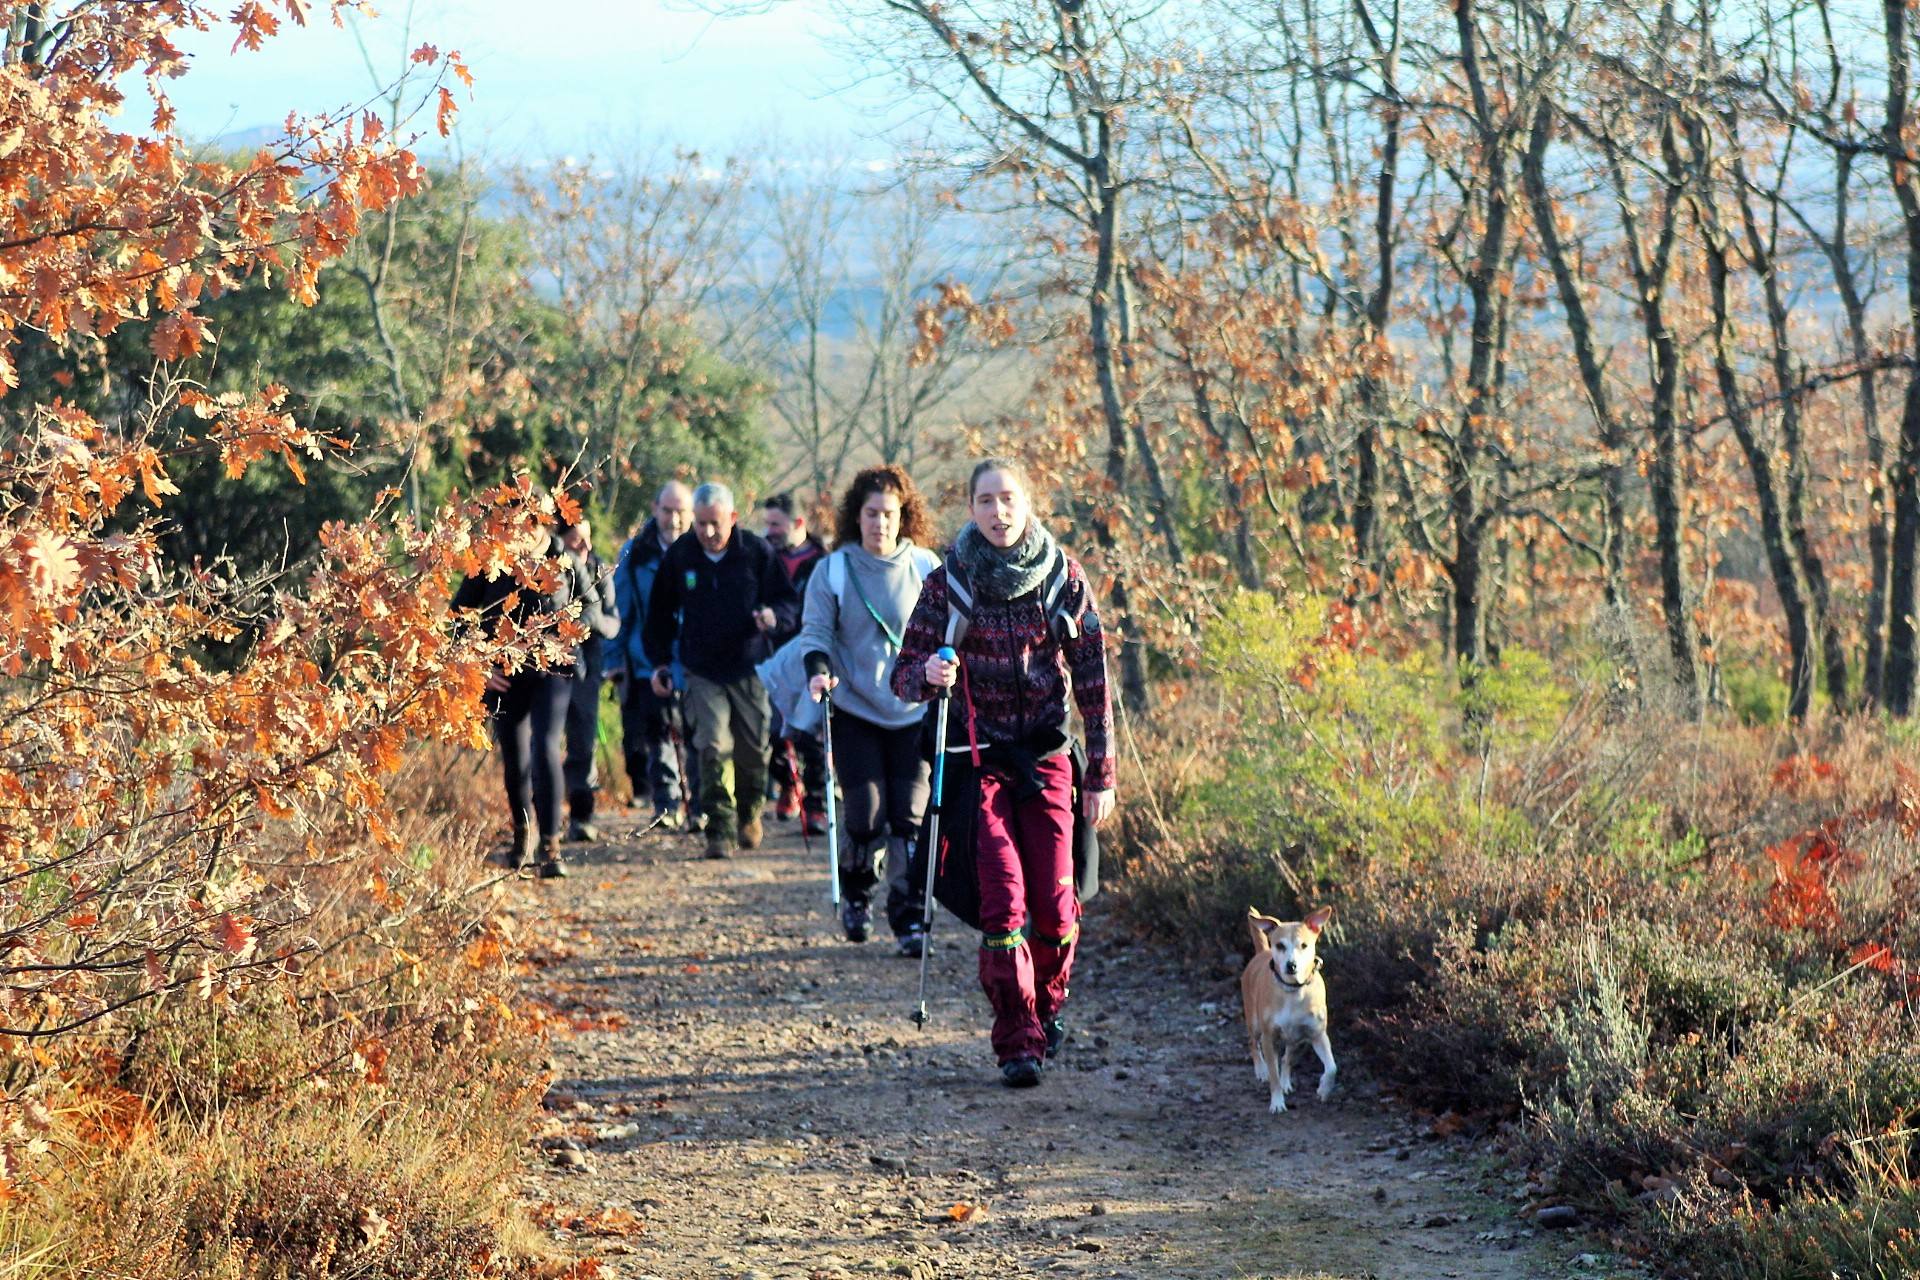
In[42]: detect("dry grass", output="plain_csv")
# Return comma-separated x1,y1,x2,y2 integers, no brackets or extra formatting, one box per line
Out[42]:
0,746,583,1280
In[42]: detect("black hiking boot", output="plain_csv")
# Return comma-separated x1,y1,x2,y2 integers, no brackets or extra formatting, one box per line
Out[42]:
895,924,927,958
507,821,534,872
1000,1057,1043,1089
840,899,872,943
536,839,569,879
1042,1017,1067,1059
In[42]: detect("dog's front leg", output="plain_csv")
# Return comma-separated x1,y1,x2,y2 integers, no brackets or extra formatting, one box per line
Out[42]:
1311,1029,1337,1101
1278,1035,1297,1099
1260,1027,1286,1113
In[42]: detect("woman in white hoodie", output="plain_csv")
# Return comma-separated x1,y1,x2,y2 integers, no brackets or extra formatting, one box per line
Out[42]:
800,465,942,954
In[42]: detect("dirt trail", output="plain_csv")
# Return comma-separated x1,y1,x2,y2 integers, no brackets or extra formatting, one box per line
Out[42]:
511,814,1617,1280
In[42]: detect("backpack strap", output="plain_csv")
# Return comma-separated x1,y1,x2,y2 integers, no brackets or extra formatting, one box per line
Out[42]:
943,557,974,649
944,547,1083,648
1039,547,1081,640
827,549,847,602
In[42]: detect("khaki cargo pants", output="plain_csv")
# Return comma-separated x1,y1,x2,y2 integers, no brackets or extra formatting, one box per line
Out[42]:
683,672,771,846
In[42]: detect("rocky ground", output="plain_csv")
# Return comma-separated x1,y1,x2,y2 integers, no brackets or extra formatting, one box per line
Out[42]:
509,811,1635,1280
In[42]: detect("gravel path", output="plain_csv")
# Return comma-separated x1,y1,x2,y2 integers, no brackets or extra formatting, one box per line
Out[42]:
511,812,1606,1280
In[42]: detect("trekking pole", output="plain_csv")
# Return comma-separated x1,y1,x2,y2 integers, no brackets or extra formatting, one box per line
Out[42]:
911,645,958,1029
821,688,840,906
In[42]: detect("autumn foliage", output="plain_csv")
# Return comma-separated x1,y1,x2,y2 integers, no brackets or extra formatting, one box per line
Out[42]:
0,3,596,1266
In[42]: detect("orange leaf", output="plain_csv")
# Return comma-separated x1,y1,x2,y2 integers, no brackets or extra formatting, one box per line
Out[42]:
212,912,256,959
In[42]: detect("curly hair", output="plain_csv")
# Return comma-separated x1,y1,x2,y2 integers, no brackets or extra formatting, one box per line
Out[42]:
833,464,934,550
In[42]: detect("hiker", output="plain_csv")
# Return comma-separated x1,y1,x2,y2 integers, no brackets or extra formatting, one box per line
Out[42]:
761,492,829,833
890,458,1115,1088
454,518,617,879
559,518,620,844
614,483,701,831
790,466,942,954
643,482,800,859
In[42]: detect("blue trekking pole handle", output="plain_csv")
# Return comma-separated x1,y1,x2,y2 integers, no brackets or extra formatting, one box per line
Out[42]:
912,646,959,1028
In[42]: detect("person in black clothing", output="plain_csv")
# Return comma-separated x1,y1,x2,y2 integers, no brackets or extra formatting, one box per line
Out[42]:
613,482,698,829
559,519,621,843
760,492,828,831
453,521,614,878
644,482,800,860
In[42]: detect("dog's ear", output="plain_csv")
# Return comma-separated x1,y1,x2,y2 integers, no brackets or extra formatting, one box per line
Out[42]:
1303,905,1334,935
1247,907,1281,947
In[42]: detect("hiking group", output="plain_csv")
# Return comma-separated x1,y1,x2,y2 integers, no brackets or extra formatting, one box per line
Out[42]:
455,458,1115,1088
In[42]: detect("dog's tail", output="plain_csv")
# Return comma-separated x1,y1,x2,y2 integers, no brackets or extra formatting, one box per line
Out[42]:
1247,906,1272,953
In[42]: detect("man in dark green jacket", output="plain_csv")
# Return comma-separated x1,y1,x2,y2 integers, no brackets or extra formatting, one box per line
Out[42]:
644,482,800,859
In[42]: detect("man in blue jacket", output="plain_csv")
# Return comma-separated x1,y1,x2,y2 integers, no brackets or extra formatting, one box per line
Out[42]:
614,482,697,830
644,482,800,859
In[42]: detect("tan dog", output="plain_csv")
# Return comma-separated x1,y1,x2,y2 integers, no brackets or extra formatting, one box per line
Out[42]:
1241,905,1336,1114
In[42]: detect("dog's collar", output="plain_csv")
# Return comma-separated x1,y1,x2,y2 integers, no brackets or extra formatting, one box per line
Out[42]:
1270,954,1322,990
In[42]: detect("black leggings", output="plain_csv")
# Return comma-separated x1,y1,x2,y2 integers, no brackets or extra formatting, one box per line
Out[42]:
834,714,930,844
489,671,571,839
833,714,931,931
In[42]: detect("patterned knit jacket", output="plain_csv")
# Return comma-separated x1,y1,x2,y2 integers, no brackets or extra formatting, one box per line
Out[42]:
889,558,1115,793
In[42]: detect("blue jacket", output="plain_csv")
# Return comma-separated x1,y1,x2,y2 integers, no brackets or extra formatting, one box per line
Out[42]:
615,520,677,682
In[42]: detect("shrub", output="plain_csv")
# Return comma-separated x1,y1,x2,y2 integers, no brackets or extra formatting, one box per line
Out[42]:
1112,593,1920,1277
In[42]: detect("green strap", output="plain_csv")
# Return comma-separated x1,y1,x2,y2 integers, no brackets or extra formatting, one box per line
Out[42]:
981,927,1028,950
844,557,906,651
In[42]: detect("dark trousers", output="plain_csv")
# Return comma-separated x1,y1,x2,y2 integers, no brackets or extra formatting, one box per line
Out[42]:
832,715,931,935
488,671,571,841
563,649,604,821
975,755,1079,1064
620,677,697,817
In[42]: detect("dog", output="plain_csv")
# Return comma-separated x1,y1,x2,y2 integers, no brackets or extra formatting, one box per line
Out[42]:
1240,905,1336,1114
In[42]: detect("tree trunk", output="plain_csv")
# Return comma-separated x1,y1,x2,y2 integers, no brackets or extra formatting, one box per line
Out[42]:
1883,0,1920,715
1701,214,1814,719
1087,171,1150,712
1524,99,1629,614
1445,0,1514,677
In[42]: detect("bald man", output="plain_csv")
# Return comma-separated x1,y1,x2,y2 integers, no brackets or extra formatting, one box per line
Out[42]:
614,482,700,830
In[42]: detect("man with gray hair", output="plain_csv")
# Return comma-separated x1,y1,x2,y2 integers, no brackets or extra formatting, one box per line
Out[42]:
643,481,800,858
614,481,698,829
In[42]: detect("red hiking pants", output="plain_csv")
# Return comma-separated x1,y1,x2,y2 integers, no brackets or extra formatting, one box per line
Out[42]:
974,755,1079,1063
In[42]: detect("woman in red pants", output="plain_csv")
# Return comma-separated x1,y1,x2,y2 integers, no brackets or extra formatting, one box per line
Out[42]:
890,458,1115,1088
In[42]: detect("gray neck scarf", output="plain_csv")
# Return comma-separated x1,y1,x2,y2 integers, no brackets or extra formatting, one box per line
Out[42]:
952,520,1056,602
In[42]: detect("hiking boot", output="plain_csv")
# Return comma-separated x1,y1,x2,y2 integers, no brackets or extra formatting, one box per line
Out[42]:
896,925,927,959
1043,1017,1066,1059
648,807,683,833
536,839,568,879
803,808,828,837
507,825,534,872
775,783,801,822
703,830,731,860
566,821,599,844
840,899,872,943
738,812,764,850
1000,1057,1043,1089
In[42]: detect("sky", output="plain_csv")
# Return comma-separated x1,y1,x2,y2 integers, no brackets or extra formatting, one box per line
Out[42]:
148,0,900,163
